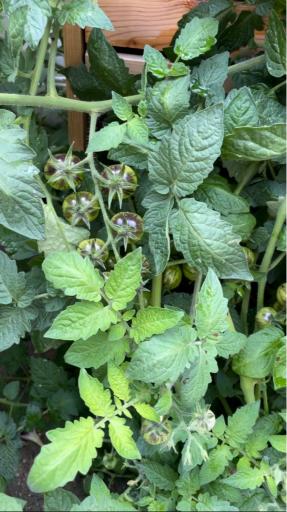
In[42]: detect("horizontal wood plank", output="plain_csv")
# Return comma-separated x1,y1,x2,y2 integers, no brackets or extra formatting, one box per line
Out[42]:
87,0,198,49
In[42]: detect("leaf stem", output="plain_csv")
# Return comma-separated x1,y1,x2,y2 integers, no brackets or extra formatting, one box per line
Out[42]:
228,54,265,76
240,284,251,335
47,23,60,97
151,274,163,307
29,20,52,96
0,398,28,408
167,258,186,267
87,113,120,261
0,92,142,114
257,196,286,311
270,79,286,94
189,272,202,321
261,383,269,415
268,252,285,272
234,165,258,195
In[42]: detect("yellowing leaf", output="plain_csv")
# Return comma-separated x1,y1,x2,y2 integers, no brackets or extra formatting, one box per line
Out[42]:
78,369,115,417
108,417,141,460
107,363,130,401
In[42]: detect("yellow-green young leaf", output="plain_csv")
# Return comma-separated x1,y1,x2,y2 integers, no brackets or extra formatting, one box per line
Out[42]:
42,251,104,302
195,268,228,341
104,248,142,310
0,494,26,512
174,17,219,60
78,369,115,417
108,417,141,460
45,302,117,341
130,307,184,343
155,389,173,416
223,458,265,490
27,417,104,492
133,403,160,422
107,363,130,401
269,435,286,453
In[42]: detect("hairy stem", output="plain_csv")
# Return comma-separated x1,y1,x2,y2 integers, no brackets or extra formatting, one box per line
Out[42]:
189,272,202,321
88,113,120,261
228,54,265,76
0,92,142,114
240,376,257,403
257,196,286,311
151,274,163,307
47,23,60,97
29,21,52,95
241,285,251,335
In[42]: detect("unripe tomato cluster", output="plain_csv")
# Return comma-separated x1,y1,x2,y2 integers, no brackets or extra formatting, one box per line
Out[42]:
44,153,84,190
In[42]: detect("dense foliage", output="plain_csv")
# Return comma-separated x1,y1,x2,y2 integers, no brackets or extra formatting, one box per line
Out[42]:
0,0,286,510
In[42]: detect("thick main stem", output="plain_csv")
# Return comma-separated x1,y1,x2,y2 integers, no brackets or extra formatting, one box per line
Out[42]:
29,21,52,95
47,24,60,97
257,197,286,311
0,93,142,114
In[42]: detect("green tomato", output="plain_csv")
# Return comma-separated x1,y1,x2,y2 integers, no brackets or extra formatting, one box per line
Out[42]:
255,307,277,329
242,247,256,268
77,238,108,267
163,265,182,290
182,263,198,281
44,153,84,190
62,192,99,227
111,212,143,250
102,453,119,470
101,164,138,206
276,283,286,307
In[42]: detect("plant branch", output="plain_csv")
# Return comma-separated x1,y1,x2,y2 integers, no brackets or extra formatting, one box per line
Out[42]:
241,285,251,335
0,92,142,114
234,165,258,195
87,113,120,261
151,274,163,307
257,196,286,311
29,20,52,96
47,23,60,97
268,252,286,272
228,54,265,76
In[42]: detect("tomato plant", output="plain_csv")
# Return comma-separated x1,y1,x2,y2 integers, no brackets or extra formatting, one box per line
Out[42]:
0,0,286,510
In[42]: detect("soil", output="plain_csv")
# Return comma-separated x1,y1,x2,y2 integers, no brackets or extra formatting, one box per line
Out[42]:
7,443,85,512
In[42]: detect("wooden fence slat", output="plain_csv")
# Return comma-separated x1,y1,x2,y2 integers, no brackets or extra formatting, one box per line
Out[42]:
63,24,86,150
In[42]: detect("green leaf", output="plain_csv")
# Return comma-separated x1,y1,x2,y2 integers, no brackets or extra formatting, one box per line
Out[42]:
43,251,104,302
126,116,149,144
65,333,126,369
224,88,258,135
232,326,284,379
174,17,219,60
218,10,263,52
87,122,126,153
224,402,260,449
0,251,25,305
146,75,190,139
269,435,286,452
265,10,286,77
88,29,137,98
108,417,141,460
138,461,177,490
148,105,224,197
245,413,283,458
108,362,130,401
104,248,142,310
178,344,218,405
222,124,286,161
71,475,136,511
128,324,197,385
78,369,115,417
0,110,44,240
273,345,286,390
57,0,113,30
199,445,233,485
27,417,104,492
143,45,169,78
216,331,247,358
0,494,25,512
195,177,250,216
45,302,117,341
223,458,265,490
44,489,80,512
38,204,89,255
170,199,252,280
3,381,20,400
0,305,36,351
191,52,229,105
5,0,51,49
130,306,184,343
143,192,173,274
225,212,256,242
112,92,133,121
133,403,160,422
155,389,173,416
196,492,238,511
109,143,148,170
195,269,228,341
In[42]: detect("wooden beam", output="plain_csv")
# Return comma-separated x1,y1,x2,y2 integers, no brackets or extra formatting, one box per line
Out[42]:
63,24,86,151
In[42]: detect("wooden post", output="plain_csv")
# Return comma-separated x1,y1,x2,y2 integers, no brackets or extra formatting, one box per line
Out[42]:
63,24,86,151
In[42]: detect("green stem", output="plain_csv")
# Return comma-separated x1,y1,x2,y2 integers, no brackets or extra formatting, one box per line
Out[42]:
270,79,286,94
261,383,269,415
151,274,163,307
228,54,265,76
240,376,257,403
268,252,285,272
234,165,258,195
87,113,120,261
257,197,286,311
167,258,186,267
218,396,232,416
189,272,202,321
0,92,142,114
29,20,52,95
47,24,60,97
241,285,251,335
0,398,28,408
